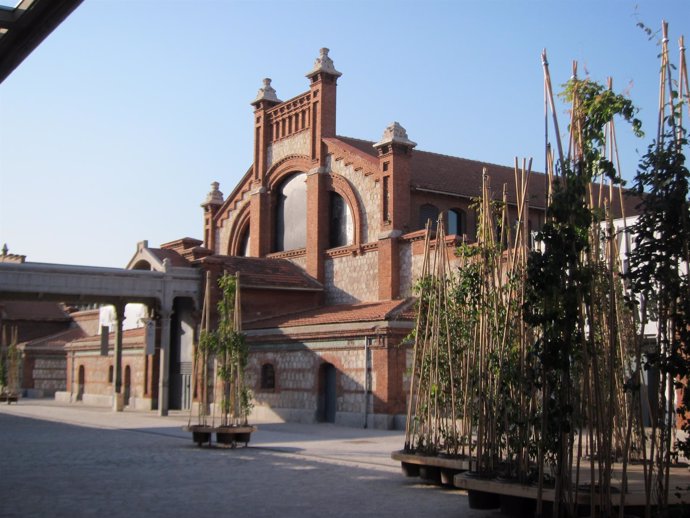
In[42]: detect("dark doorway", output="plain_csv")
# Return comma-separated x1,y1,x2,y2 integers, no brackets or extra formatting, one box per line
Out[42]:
317,363,337,423
124,365,131,406
76,365,84,401
170,298,194,410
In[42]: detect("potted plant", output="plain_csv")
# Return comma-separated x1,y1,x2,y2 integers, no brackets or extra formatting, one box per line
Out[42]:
184,271,255,447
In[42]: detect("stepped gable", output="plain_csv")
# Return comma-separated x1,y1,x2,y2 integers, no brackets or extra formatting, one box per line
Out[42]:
245,298,414,330
200,255,323,291
333,135,640,218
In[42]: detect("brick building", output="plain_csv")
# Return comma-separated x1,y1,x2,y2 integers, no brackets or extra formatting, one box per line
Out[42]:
65,48,635,428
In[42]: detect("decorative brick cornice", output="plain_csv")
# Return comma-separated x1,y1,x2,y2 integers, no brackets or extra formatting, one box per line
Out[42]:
265,248,307,260
325,241,377,258
325,245,357,258
266,91,312,143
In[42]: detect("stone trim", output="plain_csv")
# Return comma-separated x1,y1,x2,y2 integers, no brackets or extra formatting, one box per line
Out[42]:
266,248,307,260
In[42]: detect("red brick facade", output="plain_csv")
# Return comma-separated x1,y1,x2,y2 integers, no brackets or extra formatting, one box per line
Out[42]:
61,49,636,428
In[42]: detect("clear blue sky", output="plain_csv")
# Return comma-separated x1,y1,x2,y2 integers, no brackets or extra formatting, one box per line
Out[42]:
1,0,688,267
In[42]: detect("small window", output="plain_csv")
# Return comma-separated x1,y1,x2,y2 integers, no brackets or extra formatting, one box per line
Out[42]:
261,364,275,390
447,209,466,236
419,204,439,231
108,365,114,384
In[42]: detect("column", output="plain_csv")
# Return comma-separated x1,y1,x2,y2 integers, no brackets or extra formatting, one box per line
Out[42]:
157,306,172,416
112,302,125,412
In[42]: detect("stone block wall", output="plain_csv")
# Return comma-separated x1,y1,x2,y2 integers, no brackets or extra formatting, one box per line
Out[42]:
248,341,368,421
399,242,425,298
266,131,310,170
324,252,379,304
31,357,66,395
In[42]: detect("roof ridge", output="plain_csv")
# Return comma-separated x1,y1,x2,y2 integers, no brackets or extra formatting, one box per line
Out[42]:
18,325,85,346
244,306,321,325
336,134,546,177
384,297,417,320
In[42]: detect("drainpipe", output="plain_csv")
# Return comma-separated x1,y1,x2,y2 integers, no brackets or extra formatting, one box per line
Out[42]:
363,336,373,428
70,349,75,402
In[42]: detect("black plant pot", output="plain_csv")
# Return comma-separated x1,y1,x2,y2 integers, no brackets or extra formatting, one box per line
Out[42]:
500,494,536,517
401,462,420,477
192,431,211,446
419,465,442,485
467,489,500,510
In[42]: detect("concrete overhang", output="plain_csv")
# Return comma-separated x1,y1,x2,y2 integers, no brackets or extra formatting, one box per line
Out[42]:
0,0,83,84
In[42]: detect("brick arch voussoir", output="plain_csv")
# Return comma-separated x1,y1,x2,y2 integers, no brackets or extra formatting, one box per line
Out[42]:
266,155,313,191
228,204,251,256
327,173,363,246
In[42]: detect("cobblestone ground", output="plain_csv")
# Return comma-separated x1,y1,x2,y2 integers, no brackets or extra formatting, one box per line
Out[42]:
0,403,490,518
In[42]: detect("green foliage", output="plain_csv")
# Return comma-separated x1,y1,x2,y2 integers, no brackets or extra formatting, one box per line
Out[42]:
560,78,643,184
627,118,690,455
525,78,643,461
212,272,252,423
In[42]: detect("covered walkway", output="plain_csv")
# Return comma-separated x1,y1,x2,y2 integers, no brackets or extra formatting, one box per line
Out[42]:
0,260,201,415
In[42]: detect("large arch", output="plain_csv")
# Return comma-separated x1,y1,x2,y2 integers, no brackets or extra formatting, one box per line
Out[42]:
266,155,313,191
227,204,251,256
326,173,363,247
265,155,312,254
263,157,365,251
274,172,308,252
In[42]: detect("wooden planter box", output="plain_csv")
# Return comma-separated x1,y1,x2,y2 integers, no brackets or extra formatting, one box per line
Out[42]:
391,450,471,487
183,425,256,448
0,392,18,404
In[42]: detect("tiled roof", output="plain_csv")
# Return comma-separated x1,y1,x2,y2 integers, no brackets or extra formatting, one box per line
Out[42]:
245,299,414,330
333,136,640,218
201,256,323,291
0,301,70,321
19,326,86,352
67,327,144,346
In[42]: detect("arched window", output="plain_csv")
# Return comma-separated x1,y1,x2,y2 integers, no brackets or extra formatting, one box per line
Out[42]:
274,173,307,252
131,260,152,271
329,192,353,248
238,224,251,257
419,204,440,231
261,363,275,390
447,208,466,237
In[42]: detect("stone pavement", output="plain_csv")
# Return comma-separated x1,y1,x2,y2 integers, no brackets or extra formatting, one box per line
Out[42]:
0,400,493,518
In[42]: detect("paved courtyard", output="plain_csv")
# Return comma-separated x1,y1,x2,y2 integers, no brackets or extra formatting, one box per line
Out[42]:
0,401,489,517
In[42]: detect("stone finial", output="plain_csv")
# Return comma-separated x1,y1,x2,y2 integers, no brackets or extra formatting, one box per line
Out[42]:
202,181,224,207
252,78,281,104
306,48,342,79
373,122,417,149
